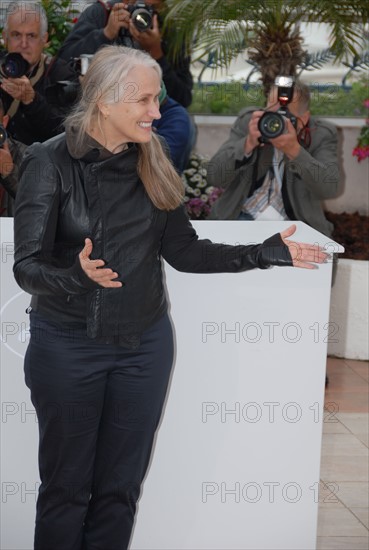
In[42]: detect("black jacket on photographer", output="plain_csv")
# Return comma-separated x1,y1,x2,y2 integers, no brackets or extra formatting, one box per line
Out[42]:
0,54,79,146
57,0,193,108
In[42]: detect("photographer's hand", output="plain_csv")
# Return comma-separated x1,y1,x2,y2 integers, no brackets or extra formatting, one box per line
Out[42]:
0,142,14,178
79,238,123,288
104,2,131,41
129,14,163,60
0,76,35,105
244,111,263,155
270,118,301,160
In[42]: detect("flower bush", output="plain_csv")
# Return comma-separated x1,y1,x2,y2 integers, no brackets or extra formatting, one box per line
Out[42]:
352,99,369,162
182,154,223,219
42,0,79,56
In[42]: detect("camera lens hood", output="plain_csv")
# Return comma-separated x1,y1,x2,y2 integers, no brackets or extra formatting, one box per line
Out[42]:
258,111,285,140
0,52,30,79
128,2,154,32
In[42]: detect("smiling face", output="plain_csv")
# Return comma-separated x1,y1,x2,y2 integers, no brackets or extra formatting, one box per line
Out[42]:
3,11,48,69
98,65,161,151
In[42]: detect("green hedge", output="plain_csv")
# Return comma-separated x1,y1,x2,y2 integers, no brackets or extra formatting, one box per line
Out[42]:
188,78,369,117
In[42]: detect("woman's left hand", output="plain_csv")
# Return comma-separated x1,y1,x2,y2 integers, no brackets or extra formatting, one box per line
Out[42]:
280,224,330,269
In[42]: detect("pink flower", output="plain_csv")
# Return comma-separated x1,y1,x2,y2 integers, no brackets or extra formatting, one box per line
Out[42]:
352,145,369,162
186,198,211,219
363,99,369,109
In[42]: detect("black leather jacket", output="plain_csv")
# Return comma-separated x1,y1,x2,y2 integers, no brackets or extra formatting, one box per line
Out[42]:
13,131,292,349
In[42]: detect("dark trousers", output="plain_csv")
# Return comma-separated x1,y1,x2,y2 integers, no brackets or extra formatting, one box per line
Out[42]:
25,311,174,550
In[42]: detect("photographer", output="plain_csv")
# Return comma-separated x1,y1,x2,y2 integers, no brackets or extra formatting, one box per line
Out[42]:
0,99,27,217
57,0,193,108
208,80,340,237
0,2,79,146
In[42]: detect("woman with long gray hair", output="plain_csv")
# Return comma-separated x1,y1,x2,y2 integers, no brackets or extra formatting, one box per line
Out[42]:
13,45,327,549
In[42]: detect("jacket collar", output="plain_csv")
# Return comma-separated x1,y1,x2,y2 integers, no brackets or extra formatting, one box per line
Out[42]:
65,125,114,162
65,126,134,163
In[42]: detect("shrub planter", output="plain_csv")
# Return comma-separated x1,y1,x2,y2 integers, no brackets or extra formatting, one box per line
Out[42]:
326,212,369,360
328,259,369,360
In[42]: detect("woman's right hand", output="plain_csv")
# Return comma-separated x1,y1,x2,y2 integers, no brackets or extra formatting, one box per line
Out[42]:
79,238,123,288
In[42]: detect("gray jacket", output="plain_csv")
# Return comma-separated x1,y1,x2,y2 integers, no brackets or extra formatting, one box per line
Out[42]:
208,109,340,236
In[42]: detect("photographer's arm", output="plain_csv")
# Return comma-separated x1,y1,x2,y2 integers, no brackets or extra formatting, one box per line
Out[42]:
0,139,26,199
0,143,16,199
269,118,301,160
1,76,69,142
207,110,262,189
57,3,119,61
285,120,340,200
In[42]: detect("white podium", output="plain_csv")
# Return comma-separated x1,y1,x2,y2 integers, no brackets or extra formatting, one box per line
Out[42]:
1,219,343,550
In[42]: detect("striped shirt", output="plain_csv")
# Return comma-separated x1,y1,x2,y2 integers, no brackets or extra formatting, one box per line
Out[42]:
242,148,289,220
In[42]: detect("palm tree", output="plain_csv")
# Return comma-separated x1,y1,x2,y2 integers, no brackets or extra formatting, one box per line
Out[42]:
165,0,369,95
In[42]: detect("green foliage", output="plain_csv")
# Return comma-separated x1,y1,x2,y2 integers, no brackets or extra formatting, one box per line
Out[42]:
41,0,78,56
0,0,78,57
188,77,369,117
310,79,369,116
166,0,369,66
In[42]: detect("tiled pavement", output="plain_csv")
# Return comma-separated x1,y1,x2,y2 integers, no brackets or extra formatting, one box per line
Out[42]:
317,357,369,550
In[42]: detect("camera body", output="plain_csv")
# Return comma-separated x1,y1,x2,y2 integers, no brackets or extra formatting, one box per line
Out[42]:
258,76,297,143
0,52,30,80
125,2,155,32
72,54,94,76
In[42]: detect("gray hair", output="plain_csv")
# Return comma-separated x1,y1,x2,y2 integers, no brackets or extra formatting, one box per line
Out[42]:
293,80,311,114
66,45,184,211
4,2,48,36
65,45,162,147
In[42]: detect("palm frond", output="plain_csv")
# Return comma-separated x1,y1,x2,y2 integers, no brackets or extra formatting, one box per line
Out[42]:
297,49,335,74
165,0,369,92
341,51,369,86
191,20,248,64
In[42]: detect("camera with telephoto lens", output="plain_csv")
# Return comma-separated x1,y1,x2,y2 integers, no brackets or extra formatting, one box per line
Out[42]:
257,76,297,143
0,124,8,148
126,1,155,32
0,52,30,79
